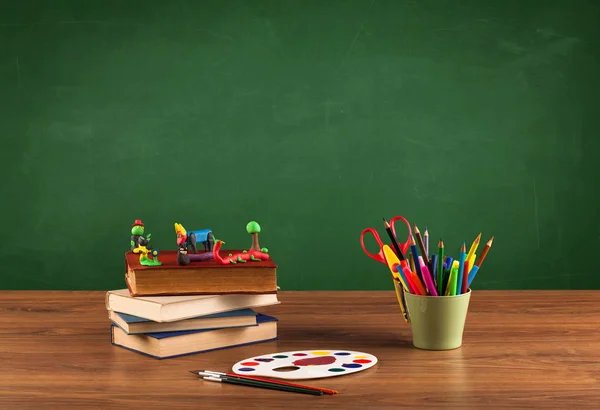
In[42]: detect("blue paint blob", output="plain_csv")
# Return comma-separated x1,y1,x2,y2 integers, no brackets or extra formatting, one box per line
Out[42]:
272,355,288,359
342,363,362,369
237,367,256,372
328,368,346,372
334,352,351,356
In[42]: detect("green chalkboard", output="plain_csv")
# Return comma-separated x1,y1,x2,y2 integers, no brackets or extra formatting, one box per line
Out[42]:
1,0,599,291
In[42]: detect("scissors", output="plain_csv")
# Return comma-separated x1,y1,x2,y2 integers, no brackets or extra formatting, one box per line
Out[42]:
359,215,412,265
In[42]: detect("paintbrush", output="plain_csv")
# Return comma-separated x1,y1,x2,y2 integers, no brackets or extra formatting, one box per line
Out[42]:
190,370,337,395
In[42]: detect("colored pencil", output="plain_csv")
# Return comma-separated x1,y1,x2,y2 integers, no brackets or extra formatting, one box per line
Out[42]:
465,233,481,273
430,253,438,286
424,226,429,257
383,218,406,264
394,263,410,293
456,242,466,295
409,252,416,274
409,270,427,295
420,263,438,296
413,225,430,266
467,253,476,275
192,370,335,395
468,237,494,287
475,237,493,267
437,240,444,296
410,235,424,283
446,260,459,296
401,265,418,294
461,260,469,294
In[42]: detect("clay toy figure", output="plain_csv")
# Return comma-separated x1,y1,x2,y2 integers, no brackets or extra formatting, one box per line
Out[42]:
133,244,162,266
174,222,214,253
176,241,191,266
212,221,271,265
130,219,161,266
174,223,214,266
131,220,152,251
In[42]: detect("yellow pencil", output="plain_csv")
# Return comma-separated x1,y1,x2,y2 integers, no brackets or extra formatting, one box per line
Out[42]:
467,253,476,274
465,233,481,273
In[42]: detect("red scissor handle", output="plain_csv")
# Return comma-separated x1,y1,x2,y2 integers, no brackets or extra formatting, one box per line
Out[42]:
359,227,386,264
388,215,412,257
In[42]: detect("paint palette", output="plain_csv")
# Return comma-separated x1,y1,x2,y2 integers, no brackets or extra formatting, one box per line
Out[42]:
232,350,378,380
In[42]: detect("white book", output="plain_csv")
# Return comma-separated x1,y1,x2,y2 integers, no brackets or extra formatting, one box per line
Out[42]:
105,289,280,322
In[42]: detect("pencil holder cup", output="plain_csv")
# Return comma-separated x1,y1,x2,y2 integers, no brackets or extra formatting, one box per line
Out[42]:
403,289,471,350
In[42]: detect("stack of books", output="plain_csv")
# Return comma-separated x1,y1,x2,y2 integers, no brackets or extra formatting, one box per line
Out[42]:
106,249,279,359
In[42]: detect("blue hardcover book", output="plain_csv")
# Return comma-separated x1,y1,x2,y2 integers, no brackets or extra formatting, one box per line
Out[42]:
109,308,258,334
110,314,278,359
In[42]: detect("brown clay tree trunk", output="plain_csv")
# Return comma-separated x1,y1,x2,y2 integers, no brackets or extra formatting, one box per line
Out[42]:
250,232,260,251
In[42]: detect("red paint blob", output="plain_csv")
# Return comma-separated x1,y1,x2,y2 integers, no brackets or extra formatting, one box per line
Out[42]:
240,362,259,366
293,356,336,366
292,353,307,356
353,359,371,364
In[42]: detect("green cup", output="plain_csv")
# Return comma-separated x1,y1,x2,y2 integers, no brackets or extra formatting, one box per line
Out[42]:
403,288,472,350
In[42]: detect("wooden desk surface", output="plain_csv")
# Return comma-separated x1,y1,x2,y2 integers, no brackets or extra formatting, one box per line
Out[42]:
1,290,599,409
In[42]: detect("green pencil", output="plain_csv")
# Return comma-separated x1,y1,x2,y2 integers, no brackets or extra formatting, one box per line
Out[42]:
437,239,444,296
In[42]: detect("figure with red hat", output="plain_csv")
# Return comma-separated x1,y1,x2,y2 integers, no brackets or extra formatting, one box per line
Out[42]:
130,219,161,266
130,219,152,252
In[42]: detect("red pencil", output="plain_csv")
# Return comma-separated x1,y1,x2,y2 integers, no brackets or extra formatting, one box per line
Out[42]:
191,370,338,395
461,260,469,294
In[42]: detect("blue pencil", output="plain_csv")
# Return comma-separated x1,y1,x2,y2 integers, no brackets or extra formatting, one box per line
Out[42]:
456,242,466,295
430,253,438,285
395,264,409,291
468,265,479,288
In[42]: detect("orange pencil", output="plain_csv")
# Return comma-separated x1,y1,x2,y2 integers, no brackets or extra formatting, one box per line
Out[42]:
475,237,494,268
409,270,427,295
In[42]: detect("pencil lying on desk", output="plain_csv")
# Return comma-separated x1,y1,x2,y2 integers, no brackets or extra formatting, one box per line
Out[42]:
191,370,337,395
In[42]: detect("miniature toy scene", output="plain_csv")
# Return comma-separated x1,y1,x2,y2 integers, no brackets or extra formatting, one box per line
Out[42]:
173,221,270,266
107,218,281,361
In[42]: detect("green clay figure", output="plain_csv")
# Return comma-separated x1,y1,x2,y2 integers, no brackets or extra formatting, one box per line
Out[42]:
130,219,161,266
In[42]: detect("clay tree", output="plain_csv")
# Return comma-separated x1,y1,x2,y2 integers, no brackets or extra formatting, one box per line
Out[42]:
246,221,261,251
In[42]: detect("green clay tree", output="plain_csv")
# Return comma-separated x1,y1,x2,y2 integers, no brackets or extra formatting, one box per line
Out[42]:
246,221,261,251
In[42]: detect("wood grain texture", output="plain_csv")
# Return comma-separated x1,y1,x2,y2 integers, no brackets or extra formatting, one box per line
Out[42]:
0,290,599,409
